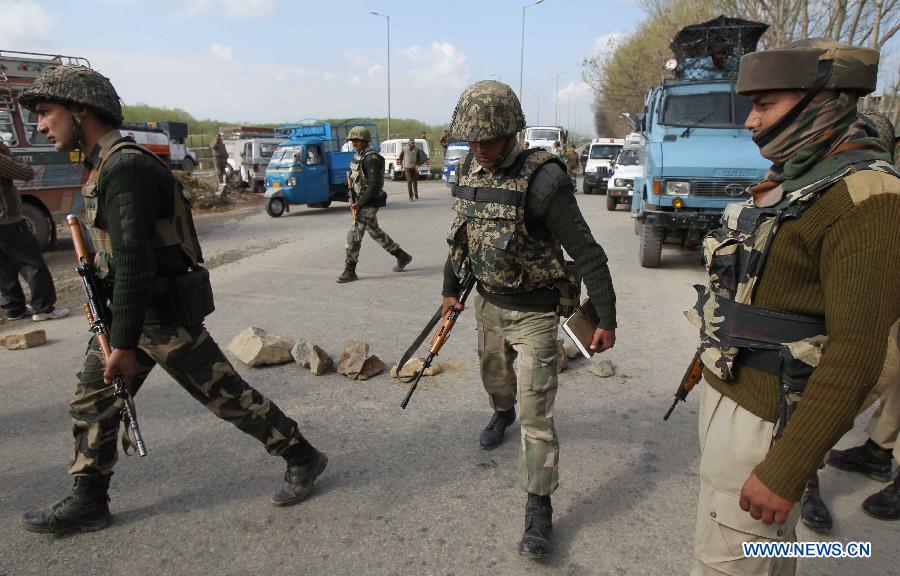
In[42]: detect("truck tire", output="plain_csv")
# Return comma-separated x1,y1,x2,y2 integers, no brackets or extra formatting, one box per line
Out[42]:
389,165,401,181
583,180,593,194
224,164,234,180
638,222,663,268
21,202,54,250
181,157,195,175
266,197,286,218
606,195,617,211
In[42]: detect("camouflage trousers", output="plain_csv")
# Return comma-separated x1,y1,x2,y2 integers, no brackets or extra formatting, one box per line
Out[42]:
474,293,560,495
68,323,305,476
345,206,400,266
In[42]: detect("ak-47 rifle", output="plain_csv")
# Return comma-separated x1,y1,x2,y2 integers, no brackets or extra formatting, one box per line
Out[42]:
399,274,476,409
66,215,147,457
663,350,704,421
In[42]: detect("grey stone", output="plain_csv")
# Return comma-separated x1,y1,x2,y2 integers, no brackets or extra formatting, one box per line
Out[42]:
227,327,294,366
390,358,442,378
557,339,569,373
1,329,47,350
357,355,385,380
338,341,369,378
587,359,616,378
563,340,581,360
290,340,312,368
309,345,334,376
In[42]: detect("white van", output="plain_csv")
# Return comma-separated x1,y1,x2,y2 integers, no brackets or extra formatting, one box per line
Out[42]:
224,137,286,191
582,137,625,194
380,139,431,181
524,126,565,153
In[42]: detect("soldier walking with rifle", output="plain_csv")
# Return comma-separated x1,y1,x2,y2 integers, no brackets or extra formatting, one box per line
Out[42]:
441,80,617,558
17,65,327,535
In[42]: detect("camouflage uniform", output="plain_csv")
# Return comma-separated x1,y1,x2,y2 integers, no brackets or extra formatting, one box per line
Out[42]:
345,147,400,263
689,40,899,576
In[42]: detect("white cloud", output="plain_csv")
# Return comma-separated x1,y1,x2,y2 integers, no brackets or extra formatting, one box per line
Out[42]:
0,0,55,46
398,42,469,91
209,43,233,61
366,65,383,81
591,32,627,60
221,0,278,18
558,81,591,100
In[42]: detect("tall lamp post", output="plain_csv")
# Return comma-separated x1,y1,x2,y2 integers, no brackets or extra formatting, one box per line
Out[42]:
533,94,540,125
555,69,568,126
370,11,391,139
518,0,544,99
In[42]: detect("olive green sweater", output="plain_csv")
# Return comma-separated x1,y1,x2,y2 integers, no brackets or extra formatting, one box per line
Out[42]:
705,178,900,502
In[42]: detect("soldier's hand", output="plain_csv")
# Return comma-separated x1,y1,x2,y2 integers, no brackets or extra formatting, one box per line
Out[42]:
105,348,138,388
351,204,359,220
590,328,615,353
442,296,463,317
739,472,794,525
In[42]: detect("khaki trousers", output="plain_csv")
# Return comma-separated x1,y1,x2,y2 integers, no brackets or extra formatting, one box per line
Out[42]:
867,375,900,459
474,293,560,495
692,384,800,576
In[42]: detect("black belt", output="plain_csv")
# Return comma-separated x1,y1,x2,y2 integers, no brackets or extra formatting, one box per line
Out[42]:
452,185,525,207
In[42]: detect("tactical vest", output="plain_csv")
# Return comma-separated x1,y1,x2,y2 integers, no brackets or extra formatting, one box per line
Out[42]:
687,159,900,387
82,138,203,279
349,148,380,198
447,148,569,294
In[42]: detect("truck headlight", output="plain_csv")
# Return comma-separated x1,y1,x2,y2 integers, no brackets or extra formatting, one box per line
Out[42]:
665,181,690,195
287,177,297,187
614,178,624,187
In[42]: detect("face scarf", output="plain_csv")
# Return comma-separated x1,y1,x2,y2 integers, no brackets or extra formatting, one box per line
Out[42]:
748,91,890,203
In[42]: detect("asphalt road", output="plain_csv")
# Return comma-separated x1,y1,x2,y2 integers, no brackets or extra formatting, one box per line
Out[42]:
0,176,896,576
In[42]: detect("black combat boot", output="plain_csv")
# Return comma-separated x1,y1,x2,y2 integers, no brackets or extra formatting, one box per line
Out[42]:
391,249,413,272
271,445,328,507
828,439,894,482
862,471,900,521
800,472,833,532
479,407,516,450
21,475,112,535
518,493,553,558
336,262,358,283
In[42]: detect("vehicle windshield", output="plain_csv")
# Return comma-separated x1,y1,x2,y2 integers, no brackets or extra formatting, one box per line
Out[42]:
526,129,560,141
616,149,640,166
590,145,621,159
269,147,302,167
445,147,469,161
259,143,280,158
660,91,751,127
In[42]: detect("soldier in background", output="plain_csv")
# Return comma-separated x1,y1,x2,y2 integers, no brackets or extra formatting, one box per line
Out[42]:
17,65,327,535
687,40,899,575
210,132,227,185
337,126,412,283
563,144,579,189
442,80,616,558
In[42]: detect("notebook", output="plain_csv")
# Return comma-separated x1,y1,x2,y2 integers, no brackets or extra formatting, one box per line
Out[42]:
562,298,600,359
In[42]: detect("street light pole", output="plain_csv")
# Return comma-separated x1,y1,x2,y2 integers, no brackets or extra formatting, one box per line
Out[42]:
533,94,540,125
518,0,544,99
370,11,391,139
555,69,568,126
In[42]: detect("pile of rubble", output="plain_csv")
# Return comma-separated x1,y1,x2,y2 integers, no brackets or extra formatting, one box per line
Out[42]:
172,171,260,211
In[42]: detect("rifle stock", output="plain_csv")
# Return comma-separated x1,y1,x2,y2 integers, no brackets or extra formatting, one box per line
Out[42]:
66,215,147,457
663,350,703,421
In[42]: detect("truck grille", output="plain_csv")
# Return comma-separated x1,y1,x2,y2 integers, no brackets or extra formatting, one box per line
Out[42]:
690,179,755,198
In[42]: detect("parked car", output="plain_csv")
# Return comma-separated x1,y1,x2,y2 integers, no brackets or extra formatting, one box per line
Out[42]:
606,139,641,211
380,138,431,181
443,142,470,186
582,138,624,194
236,138,285,192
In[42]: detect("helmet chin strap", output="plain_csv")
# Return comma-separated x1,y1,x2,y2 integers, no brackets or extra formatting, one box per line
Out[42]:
493,136,517,167
69,108,85,161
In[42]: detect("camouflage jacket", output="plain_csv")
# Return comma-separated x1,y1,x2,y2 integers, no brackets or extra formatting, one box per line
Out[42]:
349,147,384,207
447,148,570,294
686,157,900,383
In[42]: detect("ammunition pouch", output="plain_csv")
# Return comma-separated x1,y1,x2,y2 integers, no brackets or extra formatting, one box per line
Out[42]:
151,266,215,326
555,260,581,317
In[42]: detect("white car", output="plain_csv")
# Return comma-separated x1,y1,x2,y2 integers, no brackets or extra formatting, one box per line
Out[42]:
606,147,640,211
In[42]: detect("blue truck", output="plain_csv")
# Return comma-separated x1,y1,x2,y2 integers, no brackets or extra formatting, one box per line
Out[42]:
264,120,378,217
630,17,770,267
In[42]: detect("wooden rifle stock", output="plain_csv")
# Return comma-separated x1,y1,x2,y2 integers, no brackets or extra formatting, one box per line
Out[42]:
663,350,703,421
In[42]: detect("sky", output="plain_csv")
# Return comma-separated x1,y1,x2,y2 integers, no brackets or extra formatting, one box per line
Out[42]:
2,0,897,138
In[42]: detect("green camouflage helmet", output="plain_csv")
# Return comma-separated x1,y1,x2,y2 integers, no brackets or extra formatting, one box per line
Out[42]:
449,80,525,141
347,125,372,141
737,38,878,96
18,64,124,127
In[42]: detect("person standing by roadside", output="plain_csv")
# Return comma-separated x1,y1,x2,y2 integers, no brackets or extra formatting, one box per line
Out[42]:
0,139,69,322
17,65,327,535
210,132,228,185
336,126,413,283
398,137,427,201
442,80,616,559
687,39,899,575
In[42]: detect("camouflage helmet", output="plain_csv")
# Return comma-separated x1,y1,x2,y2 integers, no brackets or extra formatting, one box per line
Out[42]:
18,64,124,127
737,38,878,96
448,80,525,141
347,125,372,141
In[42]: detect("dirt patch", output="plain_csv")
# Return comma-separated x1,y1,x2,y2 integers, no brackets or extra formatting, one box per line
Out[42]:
203,238,291,270
173,171,262,212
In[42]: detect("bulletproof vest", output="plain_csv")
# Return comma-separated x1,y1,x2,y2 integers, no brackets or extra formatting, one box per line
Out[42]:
82,138,203,279
687,158,900,383
447,148,569,294
349,147,380,197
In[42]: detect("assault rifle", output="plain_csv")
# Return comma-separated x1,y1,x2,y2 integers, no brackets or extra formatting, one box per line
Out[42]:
399,274,476,409
66,215,147,457
663,350,703,421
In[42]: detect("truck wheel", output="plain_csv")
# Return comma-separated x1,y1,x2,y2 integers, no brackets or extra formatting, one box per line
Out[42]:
181,157,195,175
639,222,663,268
21,203,54,250
224,164,234,180
606,195,617,211
389,165,400,181
266,197,286,218
583,181,593,194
